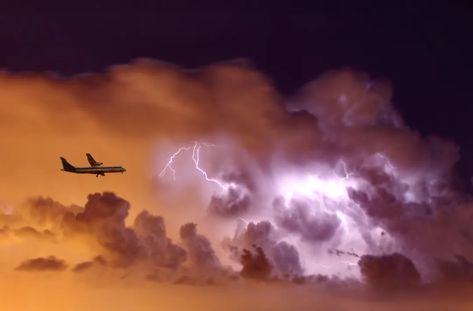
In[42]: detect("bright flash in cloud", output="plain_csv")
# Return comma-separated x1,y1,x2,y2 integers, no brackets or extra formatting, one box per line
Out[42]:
277,167,356,203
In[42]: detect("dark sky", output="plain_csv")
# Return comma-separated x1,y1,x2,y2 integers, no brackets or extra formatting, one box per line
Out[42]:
1,1,472,182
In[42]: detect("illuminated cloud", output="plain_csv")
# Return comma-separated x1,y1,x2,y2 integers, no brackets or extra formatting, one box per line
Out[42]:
208,186,251,216
225,221,303,278
0,59,472,311
274,198,341,243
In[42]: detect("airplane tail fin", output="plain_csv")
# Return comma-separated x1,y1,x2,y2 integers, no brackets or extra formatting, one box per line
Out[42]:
86,153,103,167
60,157,76,172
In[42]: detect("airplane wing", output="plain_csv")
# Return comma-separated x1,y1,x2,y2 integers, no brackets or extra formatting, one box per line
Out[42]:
86,153,103,167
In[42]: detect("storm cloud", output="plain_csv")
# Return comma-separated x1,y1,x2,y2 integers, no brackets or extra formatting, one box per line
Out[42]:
0,59,473,311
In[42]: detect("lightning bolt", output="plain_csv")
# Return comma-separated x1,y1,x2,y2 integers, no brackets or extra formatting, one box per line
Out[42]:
159,142,231,190
338,160,355,180
158,145,192,180
191,143,230,189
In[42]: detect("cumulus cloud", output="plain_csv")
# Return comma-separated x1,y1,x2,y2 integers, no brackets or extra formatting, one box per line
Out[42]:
240,246,272,280
208,186,251,217
271,241,304,277
134,211,186,269
0,58,473,305
358,253,420,290
72,256,107,273
180,223,221,270
299,70,400,129
70,193,192,271
1,192,191,276
225,221,303,278
436,255,473,284
68,192,141,266
274,198,341,243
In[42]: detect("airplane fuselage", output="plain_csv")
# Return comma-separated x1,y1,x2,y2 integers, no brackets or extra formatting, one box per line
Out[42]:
63,166,126,174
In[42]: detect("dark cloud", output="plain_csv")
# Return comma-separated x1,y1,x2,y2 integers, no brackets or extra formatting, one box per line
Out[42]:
77,192,130,224
244,221,275,247
16,256,68,271
6,192,193,273
73,261,94,273
208,187,251,217
436,255,473,284
274,198,340,243
134,211,186,269
348,186,404,219
240,246,272,280
67,193,189,270
73,193,190,270
271,241,303,277
226,221,303,278
73,256,107,273
74,192,142,266
180,223,220,270
358,253,420,290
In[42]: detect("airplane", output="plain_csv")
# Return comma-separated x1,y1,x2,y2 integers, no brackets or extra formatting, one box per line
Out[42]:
60,153,126,177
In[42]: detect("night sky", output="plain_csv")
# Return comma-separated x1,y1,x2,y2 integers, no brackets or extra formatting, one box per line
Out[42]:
2,3,473,309
1,1,472,181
